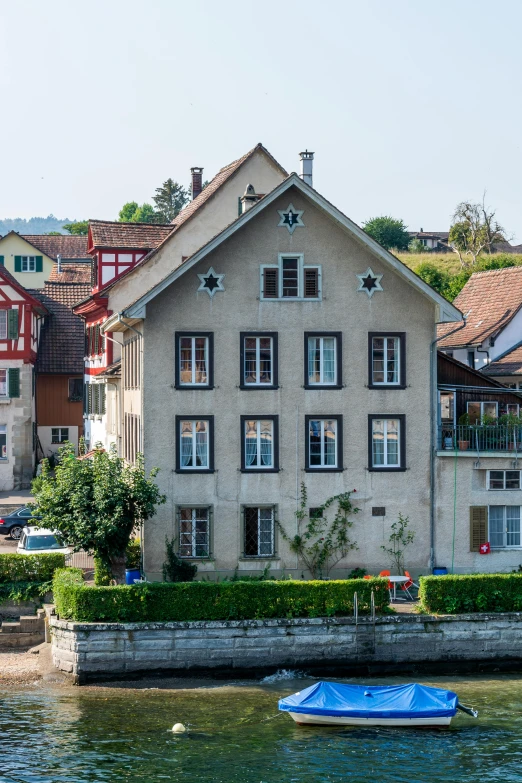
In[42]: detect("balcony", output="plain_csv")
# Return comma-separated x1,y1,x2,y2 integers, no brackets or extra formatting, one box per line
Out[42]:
438,424,522,454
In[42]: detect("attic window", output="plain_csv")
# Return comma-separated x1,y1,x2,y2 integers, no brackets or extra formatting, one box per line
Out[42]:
260,255,321,301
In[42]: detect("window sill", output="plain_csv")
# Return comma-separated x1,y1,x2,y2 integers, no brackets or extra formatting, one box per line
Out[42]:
175,469,215,474
239,385,279,391
368,466,407,472
304,385,342,391
260,297,321,302
367,384,407,390
175,385,214,391
0,399,11,405
238,556,280,562
178,557,215,562
305,467,344,473
241,468,279,473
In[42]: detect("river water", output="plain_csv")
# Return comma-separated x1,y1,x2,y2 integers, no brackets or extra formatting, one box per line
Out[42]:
1,672,522,783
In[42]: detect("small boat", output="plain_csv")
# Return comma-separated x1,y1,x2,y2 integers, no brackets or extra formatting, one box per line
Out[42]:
278,681,478,728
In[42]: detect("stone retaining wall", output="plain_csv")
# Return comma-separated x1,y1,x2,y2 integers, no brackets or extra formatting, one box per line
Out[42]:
50,612,522,684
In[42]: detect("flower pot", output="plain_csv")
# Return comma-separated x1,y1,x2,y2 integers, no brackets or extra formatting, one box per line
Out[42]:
443,437,453,450
125,568,141,585
458,440,469,451
432,567,448,576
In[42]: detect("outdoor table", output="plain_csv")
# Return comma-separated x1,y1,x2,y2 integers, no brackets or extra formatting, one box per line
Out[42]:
388,575,408,601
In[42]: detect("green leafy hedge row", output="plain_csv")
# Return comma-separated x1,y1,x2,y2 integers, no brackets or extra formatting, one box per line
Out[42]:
0,553,66,583
53,570,389,623
420,573,522,614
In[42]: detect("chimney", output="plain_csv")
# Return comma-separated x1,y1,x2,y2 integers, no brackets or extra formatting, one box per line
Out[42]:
299,150,314,187
240,184,260,213
57,253,62,274
191,167,203,200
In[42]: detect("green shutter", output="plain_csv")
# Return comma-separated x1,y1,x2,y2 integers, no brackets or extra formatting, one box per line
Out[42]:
94,325,99,355
14,256,21,273
88,384,93,415
0,256,4,266
8,368,20,398
100,384,106,415
35,256,43,273
7,309,18,340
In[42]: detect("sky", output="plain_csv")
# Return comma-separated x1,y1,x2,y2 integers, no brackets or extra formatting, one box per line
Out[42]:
1,0,521,240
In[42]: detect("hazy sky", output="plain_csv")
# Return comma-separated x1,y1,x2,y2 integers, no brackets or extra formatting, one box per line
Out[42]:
1,0,521,239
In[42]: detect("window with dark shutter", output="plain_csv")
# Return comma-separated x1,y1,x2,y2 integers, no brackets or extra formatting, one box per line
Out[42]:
263,268,278,298
7,310,18,340
469,506,487,552
14,256,21,273
35,256,43,273
100,384,106,415
87,383,93,415
304,268,319,298
8,368,20,398
94,325,99,355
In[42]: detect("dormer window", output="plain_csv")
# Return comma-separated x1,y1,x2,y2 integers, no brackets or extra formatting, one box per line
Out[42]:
260,255,321,301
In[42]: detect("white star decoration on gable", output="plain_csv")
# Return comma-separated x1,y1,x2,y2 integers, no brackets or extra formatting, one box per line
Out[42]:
197,267,225,298
277,203,305,234
356,267,383,298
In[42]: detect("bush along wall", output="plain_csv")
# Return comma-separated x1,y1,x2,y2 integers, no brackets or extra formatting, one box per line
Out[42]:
0,552,66,605
420,573,522,614
53,570,389,623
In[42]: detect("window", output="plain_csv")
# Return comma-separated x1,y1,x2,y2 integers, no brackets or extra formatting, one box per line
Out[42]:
305,416,343,471
488,470,521,490
489,506,521,548
369,415,406,471
176,416,214,472
178,507,210,558
0,370,7,397
123,335,142,390
241,416,279,471
467,351,475,368
0,310,6,340
260,255,321,300
439,392,455,423
175,333,213,389
240,333,278,389
500,403,520,417
0,425,6,460
51,428,69,444
243,507,275,557
85,382,106,416
22,257,36,272
68,378,83,402
305,333,342,388
124,413,141,463
309,507,323,520
467,401,498,423
368,333,406,388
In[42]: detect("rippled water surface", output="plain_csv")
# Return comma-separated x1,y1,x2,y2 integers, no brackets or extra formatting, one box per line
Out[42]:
1,672,522,782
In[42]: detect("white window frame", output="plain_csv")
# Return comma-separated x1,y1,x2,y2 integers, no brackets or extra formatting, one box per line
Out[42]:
488,505,521,548
21,256,36,272
243,506,275,557
371,336,400,386
0,424,7,460
179,336,209,386
179,419,209,470
243,419,274,469
487,470,521,491
307,336,337,386
308,418,338,469
260,254,321,301
243,336,273,386
372,418,401,468
0,369,7,398
0,311,7,340
51,428,69,444
467,401,498,420
178,507,210,558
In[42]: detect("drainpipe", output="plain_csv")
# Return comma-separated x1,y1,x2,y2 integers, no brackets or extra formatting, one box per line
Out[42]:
429,317,467,572
476,344,490,369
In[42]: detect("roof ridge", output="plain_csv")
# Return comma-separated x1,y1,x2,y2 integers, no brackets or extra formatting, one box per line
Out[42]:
88,219,174,227
468,265,522,277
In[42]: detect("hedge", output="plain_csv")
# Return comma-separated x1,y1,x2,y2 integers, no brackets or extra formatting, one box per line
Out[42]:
53,571,389,623
0,553,66,583
420,573,522,614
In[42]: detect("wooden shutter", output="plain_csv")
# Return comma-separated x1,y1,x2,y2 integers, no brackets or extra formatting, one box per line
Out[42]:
35,256,43,273
14,256,21,273
0,256,4,266
8,368,20,398
7,309,18,340
263,268,278,298
83,383,88,415
88,384,93,415
93,384,100,415
94,324,99,355
470,506,487,551
304,268,319,298
100,384,106,415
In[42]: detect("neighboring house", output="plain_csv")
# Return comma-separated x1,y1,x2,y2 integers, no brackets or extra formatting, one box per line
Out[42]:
0,233,90,288
437,267,522,377
30,264,91,458
105,167,461,580
409,230,449,251
481,342,522,389
436,352,522,572
0,267,47,489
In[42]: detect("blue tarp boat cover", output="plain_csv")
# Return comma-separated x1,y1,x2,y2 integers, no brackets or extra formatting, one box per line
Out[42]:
278,682,458,719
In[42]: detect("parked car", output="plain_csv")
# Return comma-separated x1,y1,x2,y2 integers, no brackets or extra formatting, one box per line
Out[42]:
17,526,70,556
0,506,40,540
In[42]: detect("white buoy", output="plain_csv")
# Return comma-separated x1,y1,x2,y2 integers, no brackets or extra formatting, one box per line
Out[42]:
172,723,186,733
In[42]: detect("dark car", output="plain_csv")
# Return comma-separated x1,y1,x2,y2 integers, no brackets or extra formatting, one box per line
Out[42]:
0,506,40,540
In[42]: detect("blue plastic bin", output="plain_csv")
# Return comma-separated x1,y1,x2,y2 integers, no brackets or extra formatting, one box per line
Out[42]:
432,567,448,576
125,569,141,585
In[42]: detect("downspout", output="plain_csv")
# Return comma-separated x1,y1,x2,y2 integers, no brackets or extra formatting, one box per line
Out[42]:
476,344,490,369
429,316,467,572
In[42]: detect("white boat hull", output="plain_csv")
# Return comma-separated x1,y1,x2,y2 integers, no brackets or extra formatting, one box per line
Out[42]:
288,711,453,727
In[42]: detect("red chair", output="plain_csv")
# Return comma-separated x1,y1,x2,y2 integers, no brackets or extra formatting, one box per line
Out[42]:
379,569,392,601
363,575,372,580
400,570,418,600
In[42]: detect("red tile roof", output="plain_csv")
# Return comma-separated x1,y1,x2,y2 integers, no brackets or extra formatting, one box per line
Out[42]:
89,221,174,250
437,266,522,347
48,263,92,285
20,234,90,260
482,343,522,376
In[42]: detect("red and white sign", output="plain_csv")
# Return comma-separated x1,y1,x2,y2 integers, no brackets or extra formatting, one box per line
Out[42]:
479,542,491,554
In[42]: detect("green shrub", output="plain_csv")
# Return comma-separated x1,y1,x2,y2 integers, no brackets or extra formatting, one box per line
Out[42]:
162,537,197,582
0,553,66,583
94,556,112,586
420,573,522,614
53,571,389,623
0,581,52,603
126,539,141,570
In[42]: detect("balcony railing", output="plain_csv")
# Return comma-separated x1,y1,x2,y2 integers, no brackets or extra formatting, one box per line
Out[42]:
438,424,522,453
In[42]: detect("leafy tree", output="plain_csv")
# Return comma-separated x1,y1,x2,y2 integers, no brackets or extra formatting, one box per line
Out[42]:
363,216,410,251
277,483,360,579
449,198,507,267
152,179,189,222
118,201,140,222
63,221,89,235
380,513,415,575
415,261,451,298
408,238,429,253
31,444,166,583
45,231,63,236
118,202,159,224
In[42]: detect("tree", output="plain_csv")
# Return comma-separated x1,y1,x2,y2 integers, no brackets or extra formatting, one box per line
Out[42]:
449,197,507,267
152,179,189,222
363,216,410,251
31,444,166,583
380,513,415,575
63,221,89,235
118,201,159,224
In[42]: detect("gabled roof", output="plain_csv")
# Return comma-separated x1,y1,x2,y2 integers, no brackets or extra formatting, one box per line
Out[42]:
114,174,461,325
49,263,92,285
30,281,91,373
0,266,48,315
482,341,522,377
438,266,522,348
88,221,174,251
0,232,90,260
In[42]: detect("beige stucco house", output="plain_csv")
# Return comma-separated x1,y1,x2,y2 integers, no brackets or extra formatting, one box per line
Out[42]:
106,172,461,580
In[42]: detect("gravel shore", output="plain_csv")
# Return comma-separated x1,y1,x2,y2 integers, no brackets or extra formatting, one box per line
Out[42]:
0,649,41,684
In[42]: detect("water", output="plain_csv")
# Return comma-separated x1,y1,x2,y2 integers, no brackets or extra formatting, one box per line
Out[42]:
1,672,522,782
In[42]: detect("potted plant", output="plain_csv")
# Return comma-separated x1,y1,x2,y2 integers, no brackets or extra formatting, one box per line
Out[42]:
457,413,470,450
125,538,142,584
